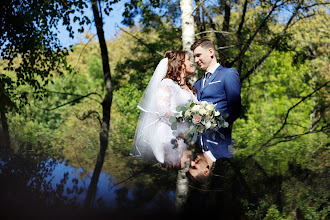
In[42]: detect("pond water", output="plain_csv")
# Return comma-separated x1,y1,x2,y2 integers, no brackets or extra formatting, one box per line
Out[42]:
0,145,328,219
0,151,184,218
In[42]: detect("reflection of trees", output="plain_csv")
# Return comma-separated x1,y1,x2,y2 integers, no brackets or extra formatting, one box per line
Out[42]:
114,183,175,214
0,150,85,216
84,145,179,210
185,153,329,219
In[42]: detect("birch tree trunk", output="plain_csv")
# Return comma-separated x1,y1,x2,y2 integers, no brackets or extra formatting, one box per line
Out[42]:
175,0,195,212
180,0,195,59
174,162,190,212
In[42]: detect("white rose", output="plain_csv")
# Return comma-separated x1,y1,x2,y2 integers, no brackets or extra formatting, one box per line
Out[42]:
191,105,201,112
200,101,208,107
205,121,212,130
210,123,217,129
215,111,220,116
205,104,215,111
199,108,207,116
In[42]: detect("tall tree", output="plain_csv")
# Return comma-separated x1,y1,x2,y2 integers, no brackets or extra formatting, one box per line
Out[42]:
0,0,90,148
174,0,195,212
84,0,115,208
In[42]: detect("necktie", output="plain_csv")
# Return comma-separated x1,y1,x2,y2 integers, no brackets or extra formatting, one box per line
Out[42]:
205,72,211,80
203,72,211,87
202,137,209,151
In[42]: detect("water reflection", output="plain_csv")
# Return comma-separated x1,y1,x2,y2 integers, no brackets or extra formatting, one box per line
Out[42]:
0,150,178,217
0,145,275,219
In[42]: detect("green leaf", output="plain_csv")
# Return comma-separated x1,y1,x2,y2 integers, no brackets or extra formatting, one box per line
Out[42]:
191,126,197,134
223,121,229,128
171,122,177,130
220,133,225,140
192,131,198,143
184,130,191,139
169,116,177,123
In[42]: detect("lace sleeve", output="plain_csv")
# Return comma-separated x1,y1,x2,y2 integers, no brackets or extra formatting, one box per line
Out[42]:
157,85,173,120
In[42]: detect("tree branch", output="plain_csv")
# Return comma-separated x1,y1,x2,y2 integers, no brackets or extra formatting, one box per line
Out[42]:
75,33,97,69
246,80,330,159
76,110,102,128
193,0,206,13
217,45,235,50
195,30,234,36
34,92,102,111
240,2,301,83
266,126,328,147
237,0,249,37
273,80,330,137
230,0,281,67
116,24,163,57
46,90,103,101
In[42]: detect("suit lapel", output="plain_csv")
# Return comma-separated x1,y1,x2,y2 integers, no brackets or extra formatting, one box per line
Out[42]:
193,78,202,100
198,78,203,99
201,65,223,93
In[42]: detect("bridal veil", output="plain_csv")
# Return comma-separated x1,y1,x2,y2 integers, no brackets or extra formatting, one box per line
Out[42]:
130,58,168,163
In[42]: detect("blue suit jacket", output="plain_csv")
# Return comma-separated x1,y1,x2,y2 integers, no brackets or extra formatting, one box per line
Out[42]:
193,65,241,159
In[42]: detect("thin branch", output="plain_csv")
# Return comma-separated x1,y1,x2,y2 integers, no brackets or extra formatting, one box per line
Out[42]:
195,30,235,36
76,110,102,128
75,34,97,69
237,0,249,37
35,92,103,111
116,24,163,57
201,4,220,30
301,2,330,9
245,80,330,159
273,80,330,137
193,0,206,13
230,0,282,67
46,90,103,101
241,2,301,83
266,126,328,146
217,45,235,50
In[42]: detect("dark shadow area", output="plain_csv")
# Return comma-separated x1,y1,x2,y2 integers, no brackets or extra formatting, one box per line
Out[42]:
1,142,328,219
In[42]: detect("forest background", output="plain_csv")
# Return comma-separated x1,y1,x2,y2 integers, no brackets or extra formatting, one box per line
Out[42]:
0,0,329,219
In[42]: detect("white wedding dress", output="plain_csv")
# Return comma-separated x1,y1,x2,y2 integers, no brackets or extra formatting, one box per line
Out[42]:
131,58,197,163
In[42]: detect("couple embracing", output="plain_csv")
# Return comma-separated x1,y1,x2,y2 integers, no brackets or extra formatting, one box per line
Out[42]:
131,38,241,182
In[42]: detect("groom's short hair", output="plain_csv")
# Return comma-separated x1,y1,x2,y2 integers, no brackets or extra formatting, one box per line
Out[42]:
190,38,216,52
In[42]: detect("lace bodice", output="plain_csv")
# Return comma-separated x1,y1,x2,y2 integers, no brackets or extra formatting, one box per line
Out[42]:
157,78,197,122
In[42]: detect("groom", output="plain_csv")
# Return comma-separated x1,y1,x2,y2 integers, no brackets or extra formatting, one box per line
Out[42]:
189,38,241,182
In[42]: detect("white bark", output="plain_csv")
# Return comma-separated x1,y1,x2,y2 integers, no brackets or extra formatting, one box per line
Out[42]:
174,1,195,212
174,159,190,212
180,0,195,58
180,0,197,82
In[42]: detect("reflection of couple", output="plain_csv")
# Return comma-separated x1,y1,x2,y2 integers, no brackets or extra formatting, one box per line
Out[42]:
131,38,241,181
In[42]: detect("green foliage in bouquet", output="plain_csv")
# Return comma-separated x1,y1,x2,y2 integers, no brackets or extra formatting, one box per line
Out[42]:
169,101,229,142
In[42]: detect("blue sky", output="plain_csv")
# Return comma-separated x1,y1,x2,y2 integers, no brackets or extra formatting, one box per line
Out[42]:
55,0,130,48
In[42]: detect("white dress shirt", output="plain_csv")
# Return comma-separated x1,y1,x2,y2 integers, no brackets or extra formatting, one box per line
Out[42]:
202,63,220,87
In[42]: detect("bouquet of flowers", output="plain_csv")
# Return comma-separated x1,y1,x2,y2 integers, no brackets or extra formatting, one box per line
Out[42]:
169,100,229,143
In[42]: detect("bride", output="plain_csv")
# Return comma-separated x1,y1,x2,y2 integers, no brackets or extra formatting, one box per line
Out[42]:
131,51,197,169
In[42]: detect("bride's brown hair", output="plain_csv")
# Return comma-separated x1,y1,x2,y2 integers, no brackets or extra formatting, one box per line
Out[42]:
164,51,196,94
